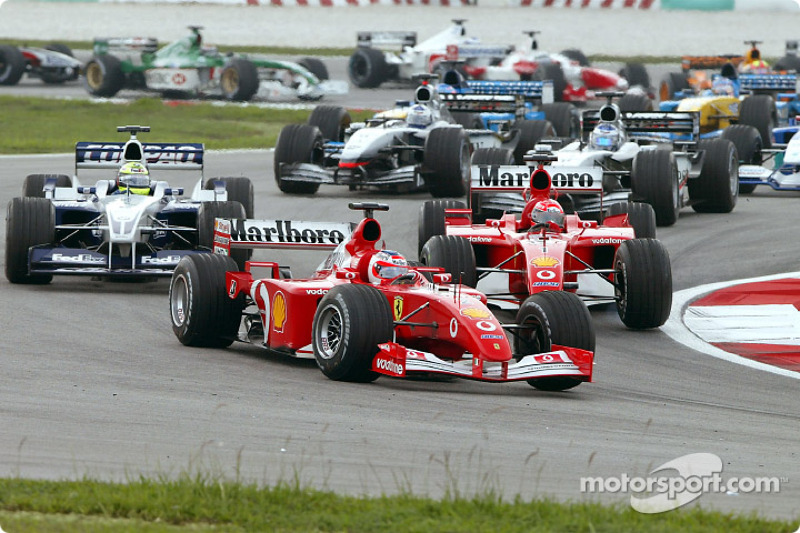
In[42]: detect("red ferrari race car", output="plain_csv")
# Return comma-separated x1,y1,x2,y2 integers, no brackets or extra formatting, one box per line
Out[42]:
168,203,595,391
417,152,673,330
0,42,82,85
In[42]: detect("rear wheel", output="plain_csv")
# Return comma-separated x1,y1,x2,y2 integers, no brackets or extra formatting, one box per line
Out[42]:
423,127,470,198
659,72,690,102
470,147,515,223
540,103,580,139
560,49,590,67
606,201,656,239
273,123,323,195
419,235,476,287
614,238,672,329
197,201,250,270
308,105,351,142
512,120,556,164
516,291,595,391
348,47,387,88
298,57,328,81
22,174,72,197
83,54,125,97
739,94,776,148
312,284,392,382
5,197,55,284
41,43,77,84
721,124,762,195
619,63,650,90
689,138,738,213
417,199,467,256
617,93,653,112
0,45,26,86
220,58,259,101
169,254,245,347
534,62,567,101
631,149,680,226
204,177,254,218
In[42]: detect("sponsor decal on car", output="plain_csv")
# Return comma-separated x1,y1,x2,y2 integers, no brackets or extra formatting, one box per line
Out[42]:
481,334,504,340
305,289,328,295
536,270,556,280
50,253,104,263
229,219,349,247
374,357,404,376
475,320,497,332
534,281,559,287
460,307,491,319
531,257,560,267
272,291,287,332
394,296,403,321
592,238,624,244
468,236,492,243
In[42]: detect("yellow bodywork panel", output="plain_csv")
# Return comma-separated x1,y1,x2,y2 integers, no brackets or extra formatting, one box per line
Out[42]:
676,96,740,134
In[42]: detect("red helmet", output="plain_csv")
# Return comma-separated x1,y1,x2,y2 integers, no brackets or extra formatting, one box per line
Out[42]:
530,199,565,226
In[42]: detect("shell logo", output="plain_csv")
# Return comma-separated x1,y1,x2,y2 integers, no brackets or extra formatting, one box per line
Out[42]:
460,308,491,319
531,257,561,267
272,291,287,332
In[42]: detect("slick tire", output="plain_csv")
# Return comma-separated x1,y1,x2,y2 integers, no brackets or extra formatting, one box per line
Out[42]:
348,47,388,88
220,58,259,101
417,199,467,256
512,120,556,164
534,62,567,101
419,234,477,288
607,201,657,239
22,174,72,198
196,201,250,270
308,105,351,142
298,57,329,81
540,103,580,139
739,94,776,149
273,123,323,195
689,138,738,213
619,63,651,91
614,238,672,329
721,124,762,195
83,54,125,97
312,284,392,382
5,197,55,284
516,291,595,391
169,254,245,348
0,45,26,86
204,176,254,218
617,93,653,112
631,149,680,226
423,127,471,198
470,147,515,223
659,72,690,102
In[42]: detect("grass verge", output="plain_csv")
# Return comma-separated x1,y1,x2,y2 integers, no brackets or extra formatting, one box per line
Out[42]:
0,476,794,532
0,96,375,155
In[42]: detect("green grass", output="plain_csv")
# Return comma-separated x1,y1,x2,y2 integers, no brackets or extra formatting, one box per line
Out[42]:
0,476,794,532
0,96,375,154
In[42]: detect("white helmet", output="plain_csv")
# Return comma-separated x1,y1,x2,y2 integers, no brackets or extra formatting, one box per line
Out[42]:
407,104,433,129
589,122,624,151
368,250,408,284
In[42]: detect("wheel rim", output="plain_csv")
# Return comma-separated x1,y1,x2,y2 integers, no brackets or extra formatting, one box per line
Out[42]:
672,163,680,213
170,274,189,327
86,62,102,90
614,259,628,314
221,69,239,95
518,313,548,356
459,141,470,188
728,150,738,197
352,56,367,79
316,303,343,360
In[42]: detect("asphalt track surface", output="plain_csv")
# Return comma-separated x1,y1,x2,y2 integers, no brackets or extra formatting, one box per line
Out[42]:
1,2,799,522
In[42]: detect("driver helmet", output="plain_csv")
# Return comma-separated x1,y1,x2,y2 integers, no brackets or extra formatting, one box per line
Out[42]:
589,122,624,151
368,250,408,284
117,161,151,195
407,104,433,129
530,199,565,227
711,76,735,96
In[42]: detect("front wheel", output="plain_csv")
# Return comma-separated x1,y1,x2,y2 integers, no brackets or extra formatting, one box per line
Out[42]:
516,291,595,391
204,177,254,218
83,54,125,97
220,58,259,101
308,105,351,142
631,149,680,226
196,201,250,270
688,138,738,213
22,174,72,197
614,238,672,329
5,197,56,284
169,254,245,347
423,127,470,198
721,124,762,195
348,47,387,88
312,284,393,382
0,45,26,85
273,123,323,195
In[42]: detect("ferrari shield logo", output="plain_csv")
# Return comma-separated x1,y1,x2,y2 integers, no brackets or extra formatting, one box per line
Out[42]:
393,296,403,321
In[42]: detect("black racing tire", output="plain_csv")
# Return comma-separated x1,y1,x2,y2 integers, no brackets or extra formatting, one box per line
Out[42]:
41,43,77,84
348,47,388,88
204,177,254,218
419,234,476,287
417,199,467,256
470,147,515,223
617,93,654,112
515,291,595,391
83,54,125,97
689,138,738,213
721,124,762,195
619,62,651,90
298,57,329,81
22,174,72,198
606,201,657,239
0,44,26,86
739,94,776,149
512,119,556,164
614,238,672,329
220,58,259,101
540,102,580,139
560,49,590,67
423,127,471,198
312,284,392,382
774,54,800,72
273,123,323,195
5,197,55,284
169,254,245,348
196,201,250,270
659,72,690,102
307,105,351,142
534,62,567,101
631,149,680,227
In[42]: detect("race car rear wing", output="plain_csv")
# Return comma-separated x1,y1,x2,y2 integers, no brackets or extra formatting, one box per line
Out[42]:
75,141,204,171
440,80,555,113
740,73,799,93
582,111,699,137
470,164,604,195
213,218,355,254
93,37,159,55
357,31,417,51
681,55,744,71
